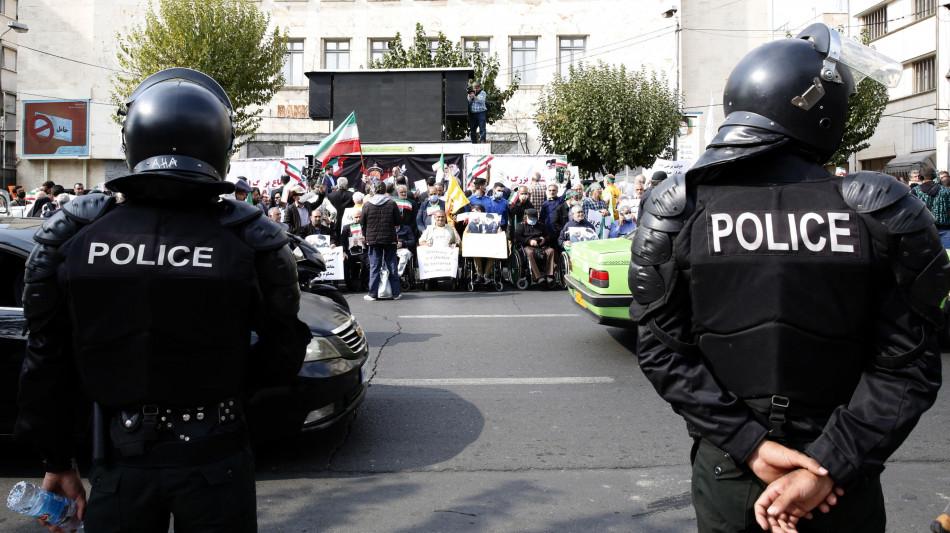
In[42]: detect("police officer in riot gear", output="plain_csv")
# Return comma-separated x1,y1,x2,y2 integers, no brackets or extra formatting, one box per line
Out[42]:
630,24,946,532
16,68,310,532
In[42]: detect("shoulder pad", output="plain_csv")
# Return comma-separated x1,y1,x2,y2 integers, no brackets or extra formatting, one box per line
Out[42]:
841,171,909,214
631,227,674,266
24,243,61,283
34,210,80,246
61,194,116,225
873,194,934,234
244,216,289,251
218,199,263,228
644,174,687,217
638,209,686,233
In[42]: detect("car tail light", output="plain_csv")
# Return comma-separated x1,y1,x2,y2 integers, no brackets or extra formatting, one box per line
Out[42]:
589,269,609,288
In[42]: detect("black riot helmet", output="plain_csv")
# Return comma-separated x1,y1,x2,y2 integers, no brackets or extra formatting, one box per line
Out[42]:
720,24,858,163
108,68,235,198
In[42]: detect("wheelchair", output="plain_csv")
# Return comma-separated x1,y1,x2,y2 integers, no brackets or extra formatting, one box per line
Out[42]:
462,256,504,292
397,247,417,291
508,243,563,290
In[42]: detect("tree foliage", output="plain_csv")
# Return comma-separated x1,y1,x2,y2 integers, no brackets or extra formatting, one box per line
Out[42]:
369,23,518,140
828,29,890,166
534,61,680,177
111,0,287,146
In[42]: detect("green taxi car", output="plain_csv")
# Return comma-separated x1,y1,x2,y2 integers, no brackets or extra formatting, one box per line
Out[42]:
564,233,635,327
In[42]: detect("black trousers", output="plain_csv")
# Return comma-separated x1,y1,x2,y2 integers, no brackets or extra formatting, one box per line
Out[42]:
690,438,885,533
84,444,257,533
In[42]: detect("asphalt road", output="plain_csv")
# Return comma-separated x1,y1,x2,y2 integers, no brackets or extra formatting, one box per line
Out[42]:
1,288,948,532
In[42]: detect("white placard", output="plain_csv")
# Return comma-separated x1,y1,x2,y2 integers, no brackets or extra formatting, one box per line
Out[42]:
414,179,428,195
417,246,459,279
314,246,345,281
461,231,508,259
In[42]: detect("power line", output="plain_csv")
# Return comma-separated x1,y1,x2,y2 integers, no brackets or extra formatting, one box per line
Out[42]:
15,43,129,74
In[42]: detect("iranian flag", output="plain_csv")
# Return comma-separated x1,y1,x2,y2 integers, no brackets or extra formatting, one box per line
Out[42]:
395,198,413,212
432,153,446,182
313,111,361,167
556,156,568,168
507,189,519,206
279,160,305,187
466,155,493,187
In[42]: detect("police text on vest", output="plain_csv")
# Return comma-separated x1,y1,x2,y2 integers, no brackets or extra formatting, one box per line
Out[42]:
87,242,214,267
707,210,861,257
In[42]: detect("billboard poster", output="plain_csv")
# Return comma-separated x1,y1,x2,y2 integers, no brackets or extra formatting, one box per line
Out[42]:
22,100,90,157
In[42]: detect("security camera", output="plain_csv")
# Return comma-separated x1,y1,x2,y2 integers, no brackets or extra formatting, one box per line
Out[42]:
662,6,678,18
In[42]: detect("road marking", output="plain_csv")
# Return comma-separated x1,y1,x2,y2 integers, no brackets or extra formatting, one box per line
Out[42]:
398,314,580,319
372,377,615,386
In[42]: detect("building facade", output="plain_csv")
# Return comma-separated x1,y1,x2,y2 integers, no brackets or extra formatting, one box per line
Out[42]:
849,0,948,175
1,0,24,189
14,0,767,189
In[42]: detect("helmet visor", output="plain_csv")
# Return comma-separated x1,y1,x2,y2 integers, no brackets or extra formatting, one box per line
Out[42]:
838,33,902,88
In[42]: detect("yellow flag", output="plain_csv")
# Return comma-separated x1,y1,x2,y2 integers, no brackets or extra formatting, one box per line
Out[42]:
444,175,470,224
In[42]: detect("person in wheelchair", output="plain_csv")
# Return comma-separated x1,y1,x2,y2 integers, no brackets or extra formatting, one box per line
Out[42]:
465,205,502,284
341,209,369,291
419,210,460,248
514,208,555,285
558,204,598,251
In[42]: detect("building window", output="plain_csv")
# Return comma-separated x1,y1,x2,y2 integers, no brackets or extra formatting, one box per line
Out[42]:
464,37,490,60
559,36,586,78
324,40,350,69
0,0,5,15
511,37,537,84
913,55,935,93
426,38,440,59
862,7,887,40
1,47,15,72
4,141,13,167
915,0,936,19
3,92,14,115
370,39,392,64
913,121,936,151
282,40,304,86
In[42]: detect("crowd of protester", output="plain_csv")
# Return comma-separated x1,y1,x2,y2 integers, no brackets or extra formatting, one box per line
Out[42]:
239,167,654,298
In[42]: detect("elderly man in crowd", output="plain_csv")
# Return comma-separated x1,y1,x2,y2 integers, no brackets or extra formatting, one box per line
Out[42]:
509,185,534,234
416,187,445,234
514,208,555,285
559,204,597,249
582,184,609,220
419,209,460,248
608,204,637,238
326,177,355,235
528,173,547,207
282,186,312,233
296,210,338,246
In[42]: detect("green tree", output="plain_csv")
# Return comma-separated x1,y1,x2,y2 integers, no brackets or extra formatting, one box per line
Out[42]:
535,61,680,177
111,0,287,146
828,29,890,166
370,23,518,140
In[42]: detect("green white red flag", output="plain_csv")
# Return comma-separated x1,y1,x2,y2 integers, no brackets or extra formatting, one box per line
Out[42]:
466,155,493,187
556,156,568,168
432,153,446,182
279,160,305,187
395,198,413,211
507,190,519,206
312,111,361,168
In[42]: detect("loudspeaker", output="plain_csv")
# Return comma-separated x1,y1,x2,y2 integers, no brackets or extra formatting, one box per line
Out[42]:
445,71,470,117
307,73,332,119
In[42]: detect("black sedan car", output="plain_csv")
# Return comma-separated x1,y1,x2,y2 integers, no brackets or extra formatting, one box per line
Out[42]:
0,217,368,442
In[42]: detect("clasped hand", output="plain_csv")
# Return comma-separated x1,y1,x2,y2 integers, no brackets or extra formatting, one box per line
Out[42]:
746,440,844,532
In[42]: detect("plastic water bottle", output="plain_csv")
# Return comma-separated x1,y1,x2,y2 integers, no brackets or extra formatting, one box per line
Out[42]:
7,481,83,530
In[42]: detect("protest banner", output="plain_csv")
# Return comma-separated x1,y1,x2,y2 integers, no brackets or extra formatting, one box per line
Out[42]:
462,232,508,259
464,154,577,191
313,246,345,281
417,246,459,279
226,158,308,197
